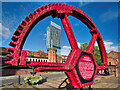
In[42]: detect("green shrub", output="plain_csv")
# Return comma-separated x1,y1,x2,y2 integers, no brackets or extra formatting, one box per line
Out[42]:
24,76,42,85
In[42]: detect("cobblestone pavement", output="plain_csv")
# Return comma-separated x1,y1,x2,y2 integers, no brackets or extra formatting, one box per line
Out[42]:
1,74,120,90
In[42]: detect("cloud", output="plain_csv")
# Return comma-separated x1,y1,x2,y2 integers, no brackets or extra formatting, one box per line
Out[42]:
100,9,118,22
77,42,81,48
78,0,101,7
104,41,118,52
78,1,92,7
61,42,81,55
0,23,11,39
43,33,47,40
95,40,118,53
118,43,120,52
61,46,71,56
44,33,47,37
63,46,71,49
61,40,118,55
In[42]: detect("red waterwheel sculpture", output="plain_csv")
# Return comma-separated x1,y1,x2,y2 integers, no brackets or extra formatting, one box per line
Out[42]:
6,3,108,88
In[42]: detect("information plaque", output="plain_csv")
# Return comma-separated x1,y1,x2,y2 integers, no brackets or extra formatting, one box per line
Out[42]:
75,52,97,85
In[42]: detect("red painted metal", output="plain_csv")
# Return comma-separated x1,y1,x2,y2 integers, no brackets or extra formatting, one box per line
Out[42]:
87,33,98,52
61,14,79,50
5,3,108,88
19,50,27,66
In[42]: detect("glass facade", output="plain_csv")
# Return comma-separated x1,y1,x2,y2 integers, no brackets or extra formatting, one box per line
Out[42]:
47,21,61,55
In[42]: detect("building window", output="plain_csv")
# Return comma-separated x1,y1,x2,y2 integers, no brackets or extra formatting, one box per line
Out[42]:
33,59,34,61
109,62,111,65
44,60,45,62
46,60,47,62
111,53,114,56
36,59,37,61
62,59,66,63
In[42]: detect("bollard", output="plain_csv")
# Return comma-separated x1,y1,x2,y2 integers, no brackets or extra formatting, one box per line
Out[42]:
32,66,36,76
18,75,20,84
30,66,36,76
32,66,34,76
80,87,83,90
89,85,91,90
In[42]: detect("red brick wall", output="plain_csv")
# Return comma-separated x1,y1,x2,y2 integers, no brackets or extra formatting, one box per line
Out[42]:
107,51,119,65
107,51,119,77
2,69,41,76
47,48,57,62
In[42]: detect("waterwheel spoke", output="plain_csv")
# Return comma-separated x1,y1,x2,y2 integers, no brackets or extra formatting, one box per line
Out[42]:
61,14,79,51
86,33,98,52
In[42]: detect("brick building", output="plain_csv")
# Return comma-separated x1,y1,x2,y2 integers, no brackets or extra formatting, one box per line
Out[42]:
47,48,57,62
1,47,119,76
1,47,67,75
107,51,120,77
61,55,68,63
1,47,67,65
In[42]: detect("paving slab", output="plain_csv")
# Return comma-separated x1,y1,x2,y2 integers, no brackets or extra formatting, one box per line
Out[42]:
1,75,119,89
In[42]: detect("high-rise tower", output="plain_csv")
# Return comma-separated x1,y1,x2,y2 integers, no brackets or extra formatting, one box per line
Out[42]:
47,21,61,55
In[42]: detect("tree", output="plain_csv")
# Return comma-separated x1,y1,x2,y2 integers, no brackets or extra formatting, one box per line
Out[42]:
93,46,101,65
38,50,44,52
38,54,42,57
80,43,101,65
42,54,46,57
28,53,33,56
2,48,9,53
80,43,88,50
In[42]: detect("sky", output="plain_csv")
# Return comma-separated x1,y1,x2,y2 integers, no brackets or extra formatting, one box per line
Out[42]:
1,2,119,56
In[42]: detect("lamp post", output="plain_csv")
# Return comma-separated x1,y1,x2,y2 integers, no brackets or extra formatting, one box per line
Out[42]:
30,66,36,76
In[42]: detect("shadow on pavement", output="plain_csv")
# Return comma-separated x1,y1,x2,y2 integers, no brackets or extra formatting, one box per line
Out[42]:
40,77,48,84
58,78,93,90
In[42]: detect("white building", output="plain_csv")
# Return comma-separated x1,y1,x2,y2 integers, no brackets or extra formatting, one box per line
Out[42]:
26,56,49,62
